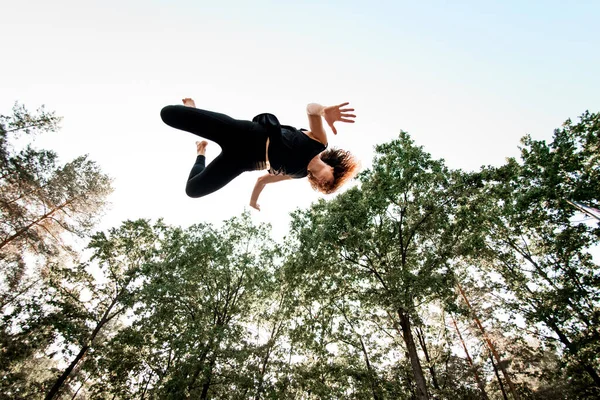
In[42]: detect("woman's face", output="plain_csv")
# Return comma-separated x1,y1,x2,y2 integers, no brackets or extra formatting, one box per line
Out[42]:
312,164,334,186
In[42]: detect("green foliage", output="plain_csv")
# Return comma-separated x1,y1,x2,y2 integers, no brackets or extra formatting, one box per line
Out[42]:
479,111,600,394
284,132,487,400
0,102,112,296
71,213,281,399
3,103,599,399
0,102,112,399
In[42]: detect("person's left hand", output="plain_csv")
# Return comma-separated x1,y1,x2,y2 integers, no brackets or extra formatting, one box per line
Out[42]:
250,202,261,211
323,102,356,134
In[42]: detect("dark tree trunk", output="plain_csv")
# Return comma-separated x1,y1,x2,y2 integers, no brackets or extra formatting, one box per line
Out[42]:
255,346,273,400
45,296,118,400
490,353,509,400
186,345,211,394
199,355,217,400
415,326,440,390
398,308,430,400
140,376,151,399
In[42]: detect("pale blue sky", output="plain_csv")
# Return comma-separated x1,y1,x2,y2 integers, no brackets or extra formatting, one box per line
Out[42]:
1,0,598,238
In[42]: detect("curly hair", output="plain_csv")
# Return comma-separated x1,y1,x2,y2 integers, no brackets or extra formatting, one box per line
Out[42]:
308,148,360,194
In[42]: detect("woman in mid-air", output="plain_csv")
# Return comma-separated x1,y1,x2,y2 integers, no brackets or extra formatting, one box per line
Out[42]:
160,98,359,211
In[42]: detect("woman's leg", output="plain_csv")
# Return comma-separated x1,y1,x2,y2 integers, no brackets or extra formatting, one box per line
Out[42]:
185,151,244,198
160,105,253,147
187,142,209,183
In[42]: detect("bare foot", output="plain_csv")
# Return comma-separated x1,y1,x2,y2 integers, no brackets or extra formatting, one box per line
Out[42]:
182,98,196,108
196,141,208,155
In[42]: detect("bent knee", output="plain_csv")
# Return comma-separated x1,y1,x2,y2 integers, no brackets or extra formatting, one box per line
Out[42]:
185,184,207,199
185,186,203,199
160,105,179,125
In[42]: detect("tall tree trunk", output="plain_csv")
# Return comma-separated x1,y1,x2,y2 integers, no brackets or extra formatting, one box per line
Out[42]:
140,376,151,400
45,296,118,400
415,326,440,390
199,355,217,400
186,343,212,394
255,345,273,400
451,314,489,400
457,283,520,400
490,353,509,400
357,334,382,400
397,308,430,400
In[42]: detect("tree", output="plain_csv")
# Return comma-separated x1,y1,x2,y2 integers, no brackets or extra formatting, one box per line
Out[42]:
0,102,112,303
0,102,112,399
44,219,164,400
481,111,600,395
288,132,482,399
82,213,278,399
1,102,62,299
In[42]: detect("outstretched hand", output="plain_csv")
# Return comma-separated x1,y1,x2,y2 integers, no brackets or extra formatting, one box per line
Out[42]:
323,102,356,135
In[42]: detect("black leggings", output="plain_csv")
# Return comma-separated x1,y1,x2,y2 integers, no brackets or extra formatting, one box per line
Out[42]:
160,105,267,198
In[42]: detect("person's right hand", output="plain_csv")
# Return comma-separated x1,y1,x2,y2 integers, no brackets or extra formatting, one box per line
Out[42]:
250,201,261,211
182,98,196,108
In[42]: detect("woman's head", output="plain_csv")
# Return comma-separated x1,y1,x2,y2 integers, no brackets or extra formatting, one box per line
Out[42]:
307,148,360,194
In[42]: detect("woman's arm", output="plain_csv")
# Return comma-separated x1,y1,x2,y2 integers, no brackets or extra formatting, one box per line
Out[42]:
306,102,356,144
250,173,292,211
306,103,327,144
